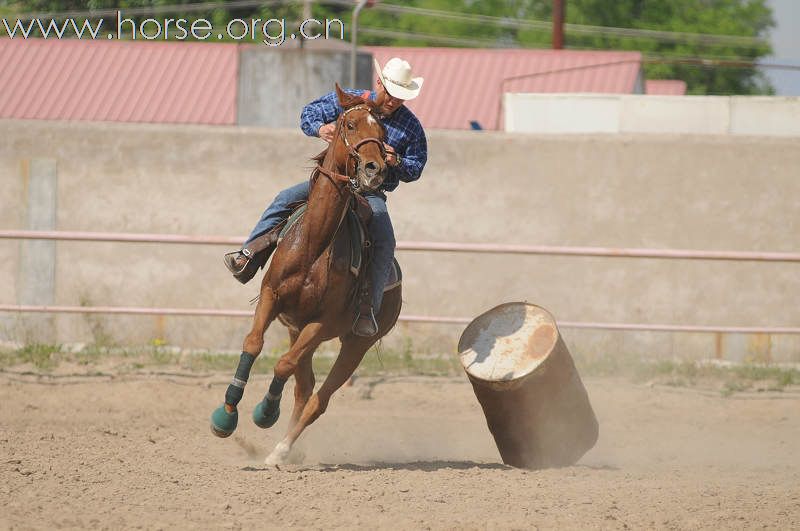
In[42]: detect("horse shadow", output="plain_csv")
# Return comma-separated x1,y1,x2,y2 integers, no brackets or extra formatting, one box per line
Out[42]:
242,460,512,473
241,461,620,473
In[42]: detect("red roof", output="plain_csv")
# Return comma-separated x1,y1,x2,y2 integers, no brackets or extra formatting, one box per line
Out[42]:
1,40,647,130
645,79,687,95
0,38,238,125
367,47,643,130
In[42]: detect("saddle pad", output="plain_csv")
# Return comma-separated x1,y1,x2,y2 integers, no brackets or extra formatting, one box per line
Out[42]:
278,203,365,275
345,206,364,275
278,203,308,240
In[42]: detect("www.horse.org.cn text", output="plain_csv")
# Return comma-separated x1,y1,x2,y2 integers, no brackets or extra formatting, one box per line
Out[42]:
1,11,345,47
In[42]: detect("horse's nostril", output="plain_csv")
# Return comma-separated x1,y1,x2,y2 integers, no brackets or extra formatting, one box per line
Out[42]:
364,161,380,176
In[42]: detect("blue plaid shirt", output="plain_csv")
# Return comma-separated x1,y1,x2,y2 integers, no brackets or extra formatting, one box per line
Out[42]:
300,89,428,192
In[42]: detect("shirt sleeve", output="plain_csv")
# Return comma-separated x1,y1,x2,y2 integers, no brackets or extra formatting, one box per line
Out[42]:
300,91,342,137
390,126,427,184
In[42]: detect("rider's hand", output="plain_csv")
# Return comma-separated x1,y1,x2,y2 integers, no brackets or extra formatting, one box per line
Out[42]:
384,143,400,166
318,123,336,143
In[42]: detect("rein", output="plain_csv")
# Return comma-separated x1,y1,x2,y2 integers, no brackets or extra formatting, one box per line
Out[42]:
339,104,386,173
316,103,386,195
311,164,355,257
314,164,353,196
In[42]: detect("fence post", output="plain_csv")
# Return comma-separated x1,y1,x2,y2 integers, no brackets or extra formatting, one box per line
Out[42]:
17,158,58,344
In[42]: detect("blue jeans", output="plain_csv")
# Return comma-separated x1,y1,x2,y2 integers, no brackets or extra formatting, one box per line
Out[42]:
245,181,396,312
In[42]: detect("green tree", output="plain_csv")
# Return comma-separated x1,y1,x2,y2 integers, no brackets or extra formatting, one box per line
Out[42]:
351,0,774,95
554,0,775,94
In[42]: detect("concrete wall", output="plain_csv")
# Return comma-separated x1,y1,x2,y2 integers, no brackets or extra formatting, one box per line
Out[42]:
505,94,800,136
238,49,374,128
1,119,799,362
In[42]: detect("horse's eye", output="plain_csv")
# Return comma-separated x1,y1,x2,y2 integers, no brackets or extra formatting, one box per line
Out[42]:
347,121,355,130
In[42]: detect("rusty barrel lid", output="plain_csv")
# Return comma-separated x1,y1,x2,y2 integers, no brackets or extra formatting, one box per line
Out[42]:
457,302,560,390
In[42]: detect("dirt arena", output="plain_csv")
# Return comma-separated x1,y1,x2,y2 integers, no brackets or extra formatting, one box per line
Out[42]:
1,367,799,529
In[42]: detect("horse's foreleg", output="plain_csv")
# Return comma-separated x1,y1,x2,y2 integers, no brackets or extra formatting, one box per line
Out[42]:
242,286,280,356
252,322,324,432
210,288,278,438
264,333,374,465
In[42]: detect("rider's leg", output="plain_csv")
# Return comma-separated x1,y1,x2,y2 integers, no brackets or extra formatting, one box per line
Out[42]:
225,181,310,283
353,193,395,337
245,181,310,246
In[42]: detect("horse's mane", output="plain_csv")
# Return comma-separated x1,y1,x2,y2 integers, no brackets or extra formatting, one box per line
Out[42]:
312,148,328,164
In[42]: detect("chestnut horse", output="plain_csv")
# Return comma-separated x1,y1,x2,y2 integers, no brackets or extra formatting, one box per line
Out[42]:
210,84,402,465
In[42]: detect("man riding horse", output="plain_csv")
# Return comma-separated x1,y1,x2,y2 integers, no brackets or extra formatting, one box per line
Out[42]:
224,57,427,337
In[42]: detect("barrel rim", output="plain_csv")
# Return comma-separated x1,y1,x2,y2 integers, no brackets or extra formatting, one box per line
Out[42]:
457,301,561,384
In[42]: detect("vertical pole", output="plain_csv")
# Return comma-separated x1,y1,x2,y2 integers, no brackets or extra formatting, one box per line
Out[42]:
299,0,312,49
552,0,565,50
18,158,58,343
351,0,369,88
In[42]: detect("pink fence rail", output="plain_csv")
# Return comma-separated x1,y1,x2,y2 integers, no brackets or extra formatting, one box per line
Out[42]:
2,229,800,262
1,304,799,334
2,229,799,334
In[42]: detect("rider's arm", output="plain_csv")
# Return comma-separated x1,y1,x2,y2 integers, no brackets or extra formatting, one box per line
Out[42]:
300,91,342,137
392,129,428,184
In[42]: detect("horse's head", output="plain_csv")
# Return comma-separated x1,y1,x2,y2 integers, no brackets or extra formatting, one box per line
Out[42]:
330,83,387,192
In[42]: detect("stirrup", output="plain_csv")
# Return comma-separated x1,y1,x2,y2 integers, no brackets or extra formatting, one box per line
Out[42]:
224,248,270,285
353,306,379,337
223,250,249,275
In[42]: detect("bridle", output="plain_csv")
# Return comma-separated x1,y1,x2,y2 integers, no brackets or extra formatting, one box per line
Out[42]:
315,104,386,194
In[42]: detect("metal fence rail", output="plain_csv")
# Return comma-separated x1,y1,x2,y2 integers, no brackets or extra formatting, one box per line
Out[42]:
2,229,800,262
2,230,799,334
1,304,799,334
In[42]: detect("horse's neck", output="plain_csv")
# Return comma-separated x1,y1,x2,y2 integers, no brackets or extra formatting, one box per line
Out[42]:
300,148,350,259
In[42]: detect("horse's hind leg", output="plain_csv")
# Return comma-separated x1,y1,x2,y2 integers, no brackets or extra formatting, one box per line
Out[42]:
276,328,316,432
264,333,374,465
252,322,325,431
210,288,279,438
289,349,315,431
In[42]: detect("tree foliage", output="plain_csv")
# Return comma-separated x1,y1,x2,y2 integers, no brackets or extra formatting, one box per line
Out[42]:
557,0,774,94
350,0,775,94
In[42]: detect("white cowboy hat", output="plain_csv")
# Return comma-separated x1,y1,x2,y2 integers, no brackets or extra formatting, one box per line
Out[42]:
373,57,424,101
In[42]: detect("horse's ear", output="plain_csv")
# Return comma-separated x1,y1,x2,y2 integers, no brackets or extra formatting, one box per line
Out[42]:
335,82,360,109
335,83,346,104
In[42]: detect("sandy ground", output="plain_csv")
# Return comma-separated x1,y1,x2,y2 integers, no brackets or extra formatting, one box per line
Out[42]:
1,368,799,529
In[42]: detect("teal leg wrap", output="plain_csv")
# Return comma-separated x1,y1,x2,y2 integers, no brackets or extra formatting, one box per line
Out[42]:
268,375,287,397
210,352,255,438
252,375,286,429
224,352,256,406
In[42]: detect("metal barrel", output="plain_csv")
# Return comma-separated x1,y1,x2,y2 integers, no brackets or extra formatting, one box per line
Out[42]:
458,302,598,469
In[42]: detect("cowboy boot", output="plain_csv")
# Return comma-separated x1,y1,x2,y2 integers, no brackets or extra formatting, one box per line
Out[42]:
223,226,283,284
223,249,267,285
353,300,379,337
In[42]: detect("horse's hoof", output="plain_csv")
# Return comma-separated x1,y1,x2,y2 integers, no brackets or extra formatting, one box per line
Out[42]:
252,398,280,429
210,405,238,438
265,440,291,465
